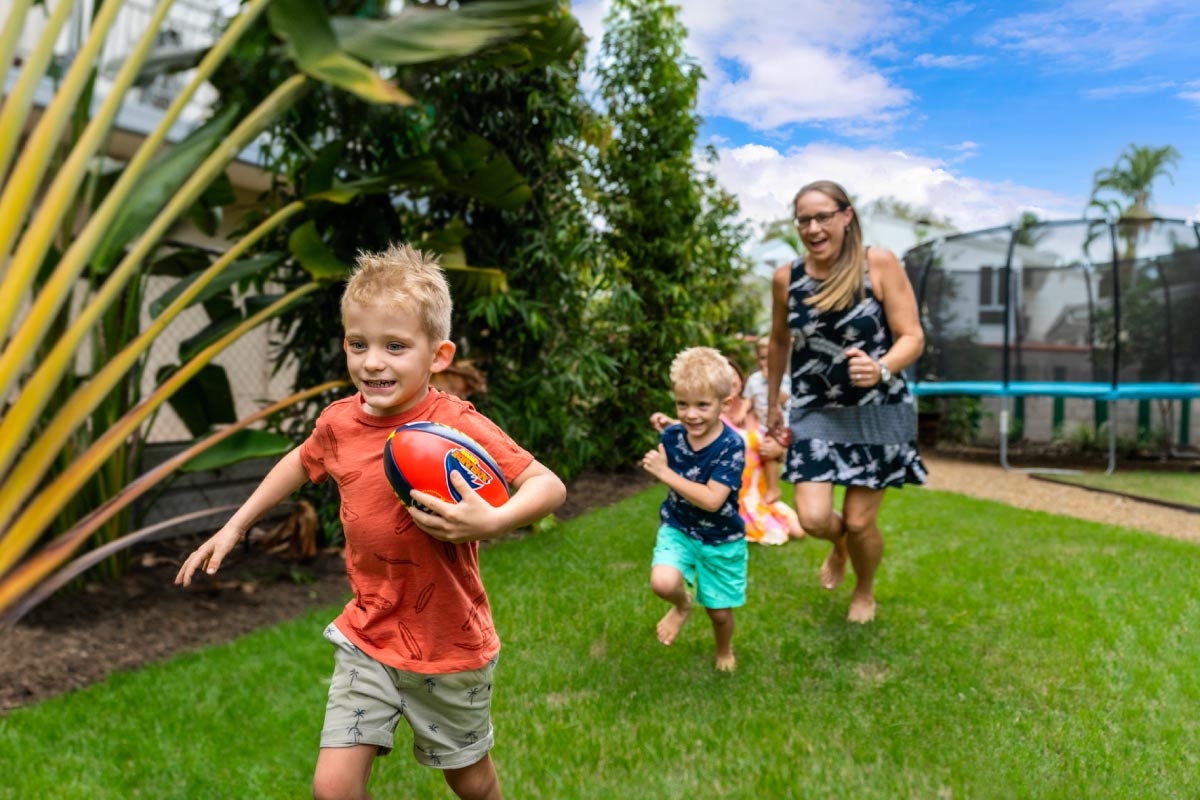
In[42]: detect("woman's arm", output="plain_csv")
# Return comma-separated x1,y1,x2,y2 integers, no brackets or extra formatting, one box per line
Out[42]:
765,263,793,440
869,248,925,374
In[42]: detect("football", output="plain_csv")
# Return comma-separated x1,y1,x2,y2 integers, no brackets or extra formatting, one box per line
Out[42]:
383,421,510,509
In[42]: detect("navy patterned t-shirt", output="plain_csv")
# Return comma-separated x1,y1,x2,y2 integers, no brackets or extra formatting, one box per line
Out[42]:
658,422,746,545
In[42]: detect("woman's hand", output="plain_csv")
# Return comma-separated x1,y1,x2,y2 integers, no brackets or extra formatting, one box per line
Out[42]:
845,347,881,387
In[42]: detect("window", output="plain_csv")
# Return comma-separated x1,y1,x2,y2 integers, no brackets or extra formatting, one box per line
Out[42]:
979,266,1007,325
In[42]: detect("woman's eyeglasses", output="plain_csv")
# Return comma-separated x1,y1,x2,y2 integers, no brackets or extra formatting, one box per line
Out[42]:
794,205,847,228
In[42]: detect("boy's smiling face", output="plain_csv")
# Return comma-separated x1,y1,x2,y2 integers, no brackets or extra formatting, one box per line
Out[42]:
342,300,454,417
673,385,728,448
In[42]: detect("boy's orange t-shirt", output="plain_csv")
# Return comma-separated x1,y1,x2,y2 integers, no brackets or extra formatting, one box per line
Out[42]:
299,387,534,673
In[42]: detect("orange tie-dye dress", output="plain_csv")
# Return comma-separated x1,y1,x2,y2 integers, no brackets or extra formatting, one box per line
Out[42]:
736,424,802,546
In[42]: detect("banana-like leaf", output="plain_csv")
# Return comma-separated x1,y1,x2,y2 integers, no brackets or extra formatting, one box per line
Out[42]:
179,429,294,473
0,0,124,308
159,363,237,437
270,0,413,106
0,0,274,407
176,311,246,363
149,254,282,318
0,379,345,620
420,221,508,295
0,505,243,625
289,222,350,281
330,0,554,65
0,0,75,201
439,134,532,211
91,104,242,273
0,284,321,580
0,0,33,95
0,75,310,485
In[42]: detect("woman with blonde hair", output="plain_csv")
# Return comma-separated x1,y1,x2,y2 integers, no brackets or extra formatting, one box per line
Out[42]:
764,180,927,623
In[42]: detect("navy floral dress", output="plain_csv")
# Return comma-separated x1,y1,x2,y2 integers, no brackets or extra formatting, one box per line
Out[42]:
784,256,927,489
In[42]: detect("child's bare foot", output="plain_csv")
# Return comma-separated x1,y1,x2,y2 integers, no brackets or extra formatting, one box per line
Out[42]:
656,595,692,645
763,486,781,505
715,650,736,672
847,592,876,623
820,538,848,590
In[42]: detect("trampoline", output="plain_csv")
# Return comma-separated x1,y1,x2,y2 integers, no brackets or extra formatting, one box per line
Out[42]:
902,217,1200,473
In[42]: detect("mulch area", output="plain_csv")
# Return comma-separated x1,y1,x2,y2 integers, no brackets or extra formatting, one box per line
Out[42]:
0,468,656,715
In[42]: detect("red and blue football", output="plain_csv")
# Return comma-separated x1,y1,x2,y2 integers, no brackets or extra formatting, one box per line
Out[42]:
383,421,510,509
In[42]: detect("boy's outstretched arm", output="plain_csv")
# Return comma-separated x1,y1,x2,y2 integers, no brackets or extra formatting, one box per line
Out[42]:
175,448,309,587
409,460,566,544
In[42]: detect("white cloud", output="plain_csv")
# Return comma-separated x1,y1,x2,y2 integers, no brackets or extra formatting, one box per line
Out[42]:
980,1,1200,70
709,142,1084,235
572,0,918,135
704,44,912,132
1179,81,1200,107
1083,79,1177,100
914,53,984,69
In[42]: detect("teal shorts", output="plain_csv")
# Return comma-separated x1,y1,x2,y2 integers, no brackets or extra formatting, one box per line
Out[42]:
651,524,747,609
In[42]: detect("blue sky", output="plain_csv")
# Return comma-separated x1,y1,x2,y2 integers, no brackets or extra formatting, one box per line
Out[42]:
571,0,1200,233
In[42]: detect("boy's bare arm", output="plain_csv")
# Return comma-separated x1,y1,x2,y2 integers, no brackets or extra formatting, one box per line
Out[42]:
641,444,733,513
175,448,309,586
408,459,566,544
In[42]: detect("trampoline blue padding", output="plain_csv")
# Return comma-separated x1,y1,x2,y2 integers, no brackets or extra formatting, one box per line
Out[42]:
910,381,1200,401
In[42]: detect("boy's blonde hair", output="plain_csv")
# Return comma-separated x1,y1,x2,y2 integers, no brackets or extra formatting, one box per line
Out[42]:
341,243,453,343
670,347,733,401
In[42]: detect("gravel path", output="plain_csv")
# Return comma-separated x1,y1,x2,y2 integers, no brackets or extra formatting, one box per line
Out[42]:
920,455,1199,543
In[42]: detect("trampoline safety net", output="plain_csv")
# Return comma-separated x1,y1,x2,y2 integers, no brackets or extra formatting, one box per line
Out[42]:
903,218,1200,387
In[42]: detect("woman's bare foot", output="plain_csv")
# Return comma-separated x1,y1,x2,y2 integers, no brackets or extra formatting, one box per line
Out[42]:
656,595,692,645
715,650,736,672
847,592,876,623
820,537,848,590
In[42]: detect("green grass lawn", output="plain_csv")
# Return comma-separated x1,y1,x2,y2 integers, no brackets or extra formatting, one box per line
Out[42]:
1045,469,1200,509
3,485,1199,799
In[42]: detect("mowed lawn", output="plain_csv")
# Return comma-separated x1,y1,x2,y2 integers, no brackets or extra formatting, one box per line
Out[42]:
1046,469,1200,510
3,484,1199,799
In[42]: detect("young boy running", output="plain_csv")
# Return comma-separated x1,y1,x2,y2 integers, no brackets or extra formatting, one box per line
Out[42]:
176,243,566,800
640,347,747,671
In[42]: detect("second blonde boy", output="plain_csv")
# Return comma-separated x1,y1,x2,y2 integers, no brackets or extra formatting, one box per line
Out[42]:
640,346,747,671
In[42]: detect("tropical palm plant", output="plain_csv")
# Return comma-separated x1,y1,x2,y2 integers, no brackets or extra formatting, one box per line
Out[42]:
1089,143,1181,220
0,0,563,619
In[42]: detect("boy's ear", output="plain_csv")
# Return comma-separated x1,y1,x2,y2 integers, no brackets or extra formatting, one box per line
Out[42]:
430,339,456,373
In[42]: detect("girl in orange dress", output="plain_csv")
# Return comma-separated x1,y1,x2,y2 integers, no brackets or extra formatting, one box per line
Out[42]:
726,359,804,545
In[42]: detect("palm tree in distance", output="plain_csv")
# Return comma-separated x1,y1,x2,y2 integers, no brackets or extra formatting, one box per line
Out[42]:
1089,143,1181,220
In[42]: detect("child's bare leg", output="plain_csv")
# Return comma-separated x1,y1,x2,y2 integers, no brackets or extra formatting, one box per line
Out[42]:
779,501,805,540
762,454,783,505
444,753,502,800
650,564,692,645
313,745,377,800
706,607,736,671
